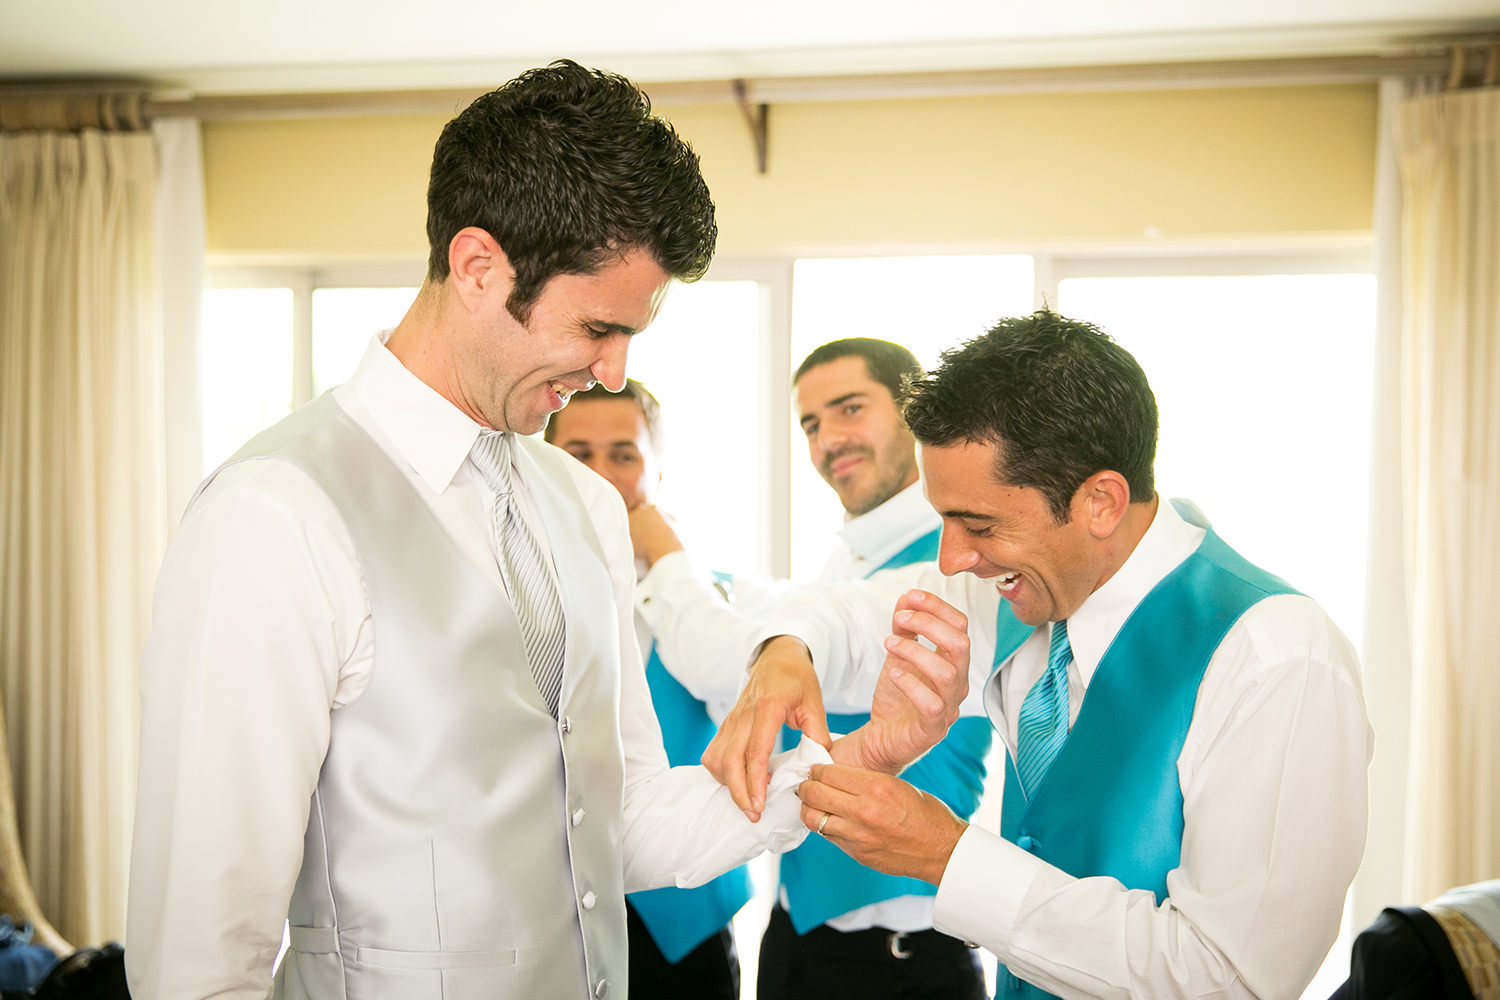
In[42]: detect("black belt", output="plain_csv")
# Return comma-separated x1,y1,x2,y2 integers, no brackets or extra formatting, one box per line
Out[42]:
771,905,973,962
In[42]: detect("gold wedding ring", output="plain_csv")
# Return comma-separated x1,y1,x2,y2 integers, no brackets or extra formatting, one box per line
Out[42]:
817,812,830,835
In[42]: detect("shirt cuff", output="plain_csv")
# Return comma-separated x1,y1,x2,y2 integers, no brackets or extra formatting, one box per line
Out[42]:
931,824,1044,955
759,735,834,851
637,550,713,621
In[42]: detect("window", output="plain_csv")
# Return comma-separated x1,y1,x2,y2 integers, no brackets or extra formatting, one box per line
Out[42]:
787,255,1035,578
200,287,293,472
199,269,418,475
1053,260,1376,646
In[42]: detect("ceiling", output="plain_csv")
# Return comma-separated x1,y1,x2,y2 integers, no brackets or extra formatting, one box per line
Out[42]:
3,0,1498,96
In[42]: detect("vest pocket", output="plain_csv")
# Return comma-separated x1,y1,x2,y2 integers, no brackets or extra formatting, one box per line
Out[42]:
353,945,530,969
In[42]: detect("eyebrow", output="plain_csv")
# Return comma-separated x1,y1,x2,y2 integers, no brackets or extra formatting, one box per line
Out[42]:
799,391,870,426
942,509,999,523
562,438,641,450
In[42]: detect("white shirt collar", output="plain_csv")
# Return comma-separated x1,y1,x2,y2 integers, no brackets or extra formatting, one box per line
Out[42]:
836,480,940,567
342,333,485,494
1065,497,1207,685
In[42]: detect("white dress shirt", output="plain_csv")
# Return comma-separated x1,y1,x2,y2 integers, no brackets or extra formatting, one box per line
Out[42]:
638,479,951,933
127,335,822,1000
767,499,1374,999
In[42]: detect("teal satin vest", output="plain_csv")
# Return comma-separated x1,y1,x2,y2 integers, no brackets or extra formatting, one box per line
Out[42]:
627,635,754,963
994,503,1296,1000
780,526,997,934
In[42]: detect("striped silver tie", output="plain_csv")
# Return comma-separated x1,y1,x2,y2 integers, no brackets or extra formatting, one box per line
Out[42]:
470,430,566,716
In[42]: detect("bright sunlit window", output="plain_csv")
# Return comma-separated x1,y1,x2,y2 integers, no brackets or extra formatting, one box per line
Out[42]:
1057,272,1377,646
311,287,419,395
787,255,1035,579
624,279,767,575
200,288,293,472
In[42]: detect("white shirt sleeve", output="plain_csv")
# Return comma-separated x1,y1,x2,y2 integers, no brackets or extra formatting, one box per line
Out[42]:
757,562,994,716
126,460,371,1000
932,595,1372,1000
635,550,792,705
569,471,819,894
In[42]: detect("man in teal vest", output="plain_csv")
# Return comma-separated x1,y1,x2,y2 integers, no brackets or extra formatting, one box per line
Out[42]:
546,379,752,999
628,339,991,1000
707,311,1374,999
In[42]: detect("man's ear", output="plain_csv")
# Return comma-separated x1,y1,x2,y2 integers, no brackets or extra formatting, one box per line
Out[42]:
1078,470,1131,539
447,227,512,312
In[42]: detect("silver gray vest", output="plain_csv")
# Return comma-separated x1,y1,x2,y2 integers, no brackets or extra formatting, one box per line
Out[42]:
207,394,628,1000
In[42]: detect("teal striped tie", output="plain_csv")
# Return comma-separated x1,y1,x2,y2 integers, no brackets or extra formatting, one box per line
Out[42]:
1015,619,1072,798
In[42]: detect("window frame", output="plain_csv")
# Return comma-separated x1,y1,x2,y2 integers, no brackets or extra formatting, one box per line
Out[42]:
205,241,1375,580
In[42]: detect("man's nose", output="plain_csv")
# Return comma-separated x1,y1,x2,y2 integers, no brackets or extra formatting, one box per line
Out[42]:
815,420,851,454
937,525,981,576
590,334,631,393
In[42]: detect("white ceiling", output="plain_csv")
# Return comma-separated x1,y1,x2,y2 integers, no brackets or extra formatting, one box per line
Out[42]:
3,0,1498,96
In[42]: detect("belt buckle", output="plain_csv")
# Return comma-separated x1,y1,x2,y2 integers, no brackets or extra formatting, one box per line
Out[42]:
887,930,912,960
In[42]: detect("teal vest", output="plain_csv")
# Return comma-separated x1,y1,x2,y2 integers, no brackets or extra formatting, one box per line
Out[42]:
780,526,997,934
626,637,753,962
994,504,1296,1000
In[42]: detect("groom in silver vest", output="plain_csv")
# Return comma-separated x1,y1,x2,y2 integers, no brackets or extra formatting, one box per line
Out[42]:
126,61,970,1000
706,310,1373,999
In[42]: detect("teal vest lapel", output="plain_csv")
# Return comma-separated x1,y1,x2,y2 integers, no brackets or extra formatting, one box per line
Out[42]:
627,640,753,963
994,504,1295,1000
781,525,997,934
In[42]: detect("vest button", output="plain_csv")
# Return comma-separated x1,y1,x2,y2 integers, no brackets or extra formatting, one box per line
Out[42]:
593,980,609,998
581,890,597,910
572,808,586,827
1016,835,1038,852
560,716,573,734
1009,973,1024,992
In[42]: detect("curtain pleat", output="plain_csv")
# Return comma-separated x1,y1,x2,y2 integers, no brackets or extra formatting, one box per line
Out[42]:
0,128,168,945
1394,86,1500,902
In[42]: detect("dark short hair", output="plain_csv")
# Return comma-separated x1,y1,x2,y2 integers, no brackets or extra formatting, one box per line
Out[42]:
425,60,717,323
543,378,665,458
793,338,924,400
903,310,1158,522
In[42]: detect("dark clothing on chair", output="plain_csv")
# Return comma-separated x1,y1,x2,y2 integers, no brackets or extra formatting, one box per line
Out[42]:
0,917,57,995
1329,906,1473,1000
758,904,985,1000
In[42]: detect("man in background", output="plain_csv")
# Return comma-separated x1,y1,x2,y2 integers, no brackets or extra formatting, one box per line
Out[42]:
545,379,751,999
628,339,991,1000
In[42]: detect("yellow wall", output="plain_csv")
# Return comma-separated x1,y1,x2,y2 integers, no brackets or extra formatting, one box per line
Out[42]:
203,84,1377,261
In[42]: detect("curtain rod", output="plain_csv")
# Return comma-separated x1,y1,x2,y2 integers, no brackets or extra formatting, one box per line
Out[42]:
130,48,1488,123
1,43,1491,127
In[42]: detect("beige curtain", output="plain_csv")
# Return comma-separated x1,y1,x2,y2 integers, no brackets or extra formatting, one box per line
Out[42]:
1394,85,1500,902
0,128,168,944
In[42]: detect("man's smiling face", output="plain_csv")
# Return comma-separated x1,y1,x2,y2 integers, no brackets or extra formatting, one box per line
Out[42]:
793,355,918,516
921,438,1101,627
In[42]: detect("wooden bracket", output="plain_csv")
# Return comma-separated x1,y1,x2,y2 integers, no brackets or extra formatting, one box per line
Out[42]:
732,79,770,174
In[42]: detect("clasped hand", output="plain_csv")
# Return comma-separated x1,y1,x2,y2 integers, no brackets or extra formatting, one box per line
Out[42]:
701,589,970,821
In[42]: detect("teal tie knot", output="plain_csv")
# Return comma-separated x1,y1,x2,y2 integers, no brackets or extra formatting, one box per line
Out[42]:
1015,619,1073,799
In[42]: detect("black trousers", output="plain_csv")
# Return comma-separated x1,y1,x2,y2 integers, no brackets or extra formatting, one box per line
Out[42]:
626,900,740,1000
757,904,986,1000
